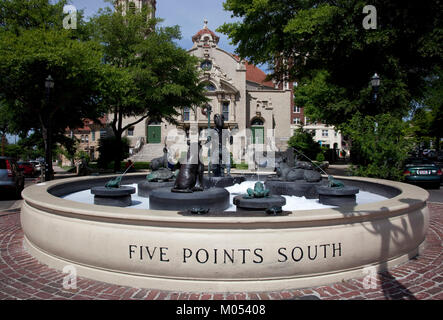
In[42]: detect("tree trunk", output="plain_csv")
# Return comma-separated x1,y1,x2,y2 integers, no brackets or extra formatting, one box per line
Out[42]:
1,134,5,156
113,132,122,173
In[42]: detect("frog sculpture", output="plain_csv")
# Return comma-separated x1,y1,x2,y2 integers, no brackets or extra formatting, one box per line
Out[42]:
328,175,345,189
244,182,270,199
105,176,122,189
104,162,134,189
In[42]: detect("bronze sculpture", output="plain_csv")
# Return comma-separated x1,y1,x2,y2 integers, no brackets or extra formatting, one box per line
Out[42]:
171,139,205,193
211,114,233,177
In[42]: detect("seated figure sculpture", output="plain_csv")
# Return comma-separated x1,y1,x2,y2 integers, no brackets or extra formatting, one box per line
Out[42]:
171,140,204,193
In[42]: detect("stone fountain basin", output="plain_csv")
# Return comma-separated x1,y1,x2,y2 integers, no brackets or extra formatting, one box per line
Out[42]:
21,173,429,293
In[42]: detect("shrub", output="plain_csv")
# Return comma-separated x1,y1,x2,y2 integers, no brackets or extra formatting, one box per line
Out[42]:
316,152,325,162
132,162,150,170
342,113,412,181
97,136,130,169
288,127,322,161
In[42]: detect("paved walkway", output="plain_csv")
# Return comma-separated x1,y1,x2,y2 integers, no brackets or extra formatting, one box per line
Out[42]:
0,202,441,300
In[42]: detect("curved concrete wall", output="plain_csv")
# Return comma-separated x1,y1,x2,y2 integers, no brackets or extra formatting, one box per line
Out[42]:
21,174,429,292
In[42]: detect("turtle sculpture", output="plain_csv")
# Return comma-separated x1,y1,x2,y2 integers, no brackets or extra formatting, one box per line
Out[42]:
328,175,345,189
146,168,178,182
244,182,270,199
272,158,322,183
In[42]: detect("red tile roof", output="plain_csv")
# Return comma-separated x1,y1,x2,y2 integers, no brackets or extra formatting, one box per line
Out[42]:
245,61,275,88
192,28,220,44
232,55,275,88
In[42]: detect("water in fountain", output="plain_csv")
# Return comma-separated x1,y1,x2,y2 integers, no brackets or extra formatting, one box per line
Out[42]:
63,180,387,211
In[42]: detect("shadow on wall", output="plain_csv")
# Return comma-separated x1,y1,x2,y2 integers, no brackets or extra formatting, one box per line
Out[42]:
331,196,426,300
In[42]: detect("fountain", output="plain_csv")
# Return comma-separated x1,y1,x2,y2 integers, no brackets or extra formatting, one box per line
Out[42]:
317,175,360,206
20,139,430,292
149,138,230,212
233,181,286,213
265,148,324,198
137,147,177,197
90,163,136,207
204,114,245,188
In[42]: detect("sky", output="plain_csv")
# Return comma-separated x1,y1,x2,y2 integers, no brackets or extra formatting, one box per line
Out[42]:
69,0,241,54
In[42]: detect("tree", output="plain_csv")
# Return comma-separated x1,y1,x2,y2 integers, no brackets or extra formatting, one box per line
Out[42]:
97,135,130,170
342,113,412,181
0,1,105,180
0,100,13,156
218,0,442,126
408,66,443,151
91,4,208,172
288,127,322,161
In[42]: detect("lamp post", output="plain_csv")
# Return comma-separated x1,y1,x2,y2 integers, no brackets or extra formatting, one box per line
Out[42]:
370,73,381,138
370,73,380,103
43,75,55,182
205,105,212,176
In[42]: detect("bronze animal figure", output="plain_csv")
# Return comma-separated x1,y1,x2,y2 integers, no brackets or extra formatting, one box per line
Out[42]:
171,140,204,193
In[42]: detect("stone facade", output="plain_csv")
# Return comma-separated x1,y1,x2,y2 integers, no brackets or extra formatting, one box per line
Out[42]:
115,0,156,18
60,118,109,166
127,21,294,164
81,1,348,164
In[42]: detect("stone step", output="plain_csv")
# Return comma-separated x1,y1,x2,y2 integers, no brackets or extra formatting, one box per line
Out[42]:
130,144,165,162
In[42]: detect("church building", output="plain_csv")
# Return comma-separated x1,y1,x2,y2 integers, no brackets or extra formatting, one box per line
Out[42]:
104,1,346,165
124,16,294,163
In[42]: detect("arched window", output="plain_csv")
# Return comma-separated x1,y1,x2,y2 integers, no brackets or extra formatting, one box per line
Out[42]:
204,82,216,92
251,118,264,126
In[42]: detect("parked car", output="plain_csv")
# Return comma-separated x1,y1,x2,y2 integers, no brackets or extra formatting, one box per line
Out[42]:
403,158,442,189
29,160,43,174
0,157,25,198
17,161,36,177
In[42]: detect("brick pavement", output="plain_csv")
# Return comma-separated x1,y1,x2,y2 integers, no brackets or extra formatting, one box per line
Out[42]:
0,203,441,300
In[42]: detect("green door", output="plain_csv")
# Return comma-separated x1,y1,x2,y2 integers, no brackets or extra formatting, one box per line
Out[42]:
251,127,264,144
147,125,161,144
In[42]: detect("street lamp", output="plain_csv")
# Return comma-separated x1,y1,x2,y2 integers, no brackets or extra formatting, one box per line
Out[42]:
205,105,212,176
45,75,55,90
370,73,380,103
43,75,55,181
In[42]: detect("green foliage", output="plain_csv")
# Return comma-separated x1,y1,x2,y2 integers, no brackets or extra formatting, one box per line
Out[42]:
316,152,325,163
288,127,322,160
4,144,22,159
75,150,90,164
97,136,130,169
409,67,443,149
233,162,249,170
89,6,208,171
0,0,105,179
0,0,67,33
132,162,151,170
219,0,443,126
341,113,412,181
